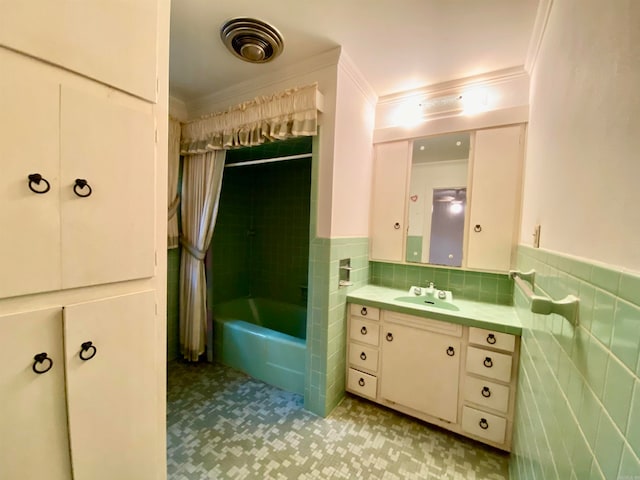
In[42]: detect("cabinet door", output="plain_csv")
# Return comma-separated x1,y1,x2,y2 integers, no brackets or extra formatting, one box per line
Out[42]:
63,290,157,480
380,323,460,423
466,126,523,272
370,141,410,261
0,50,62,298
60,85,155,289
0,0,158,101
0,307,71,480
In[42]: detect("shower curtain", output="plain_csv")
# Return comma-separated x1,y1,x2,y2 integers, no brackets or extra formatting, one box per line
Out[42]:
179,150,225,361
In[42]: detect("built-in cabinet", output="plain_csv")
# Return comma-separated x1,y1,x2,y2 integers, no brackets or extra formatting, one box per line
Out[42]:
0,3,165,479
0,292,157,480
346,303,520,451
370,125,524,272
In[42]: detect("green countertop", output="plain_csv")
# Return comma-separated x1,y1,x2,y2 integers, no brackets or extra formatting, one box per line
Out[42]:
346,285,522,335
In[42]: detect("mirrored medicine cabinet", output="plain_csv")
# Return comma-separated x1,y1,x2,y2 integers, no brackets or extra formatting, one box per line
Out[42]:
370,125,524,273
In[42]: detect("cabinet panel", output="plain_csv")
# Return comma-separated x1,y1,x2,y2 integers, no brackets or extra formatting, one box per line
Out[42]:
0,307,71,480
461,406,507,444
381,323,460,422
60,85,155,289
0,51,61,298
468,327,515,353
348,368,377,400
466,346,513,383
467,126,522,272
463,376,510,413
63,291,157,480
349,318,380,346
370,141,410,262
349,344,379,373
0,1,158,101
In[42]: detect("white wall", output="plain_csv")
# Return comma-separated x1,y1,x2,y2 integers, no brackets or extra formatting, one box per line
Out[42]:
520,0,640,271
330,52,376,237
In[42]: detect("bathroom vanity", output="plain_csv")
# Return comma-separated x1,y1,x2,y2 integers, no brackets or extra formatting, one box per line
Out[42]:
345,286,521,451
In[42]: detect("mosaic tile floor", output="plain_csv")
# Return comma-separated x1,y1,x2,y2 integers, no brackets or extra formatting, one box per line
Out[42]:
167,361,509,480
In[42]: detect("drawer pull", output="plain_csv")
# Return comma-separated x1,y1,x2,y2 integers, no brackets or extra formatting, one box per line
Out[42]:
32,352,53,374
394,222,401,230
446,346,455,356
360,351,367,361
73,178,93,198
79,341,97,361
483,357,493,368
481,386,491,398
386,332,393,342
474,224,482,232
358,377,365,387
479,418,489,430
28,173,51,194
360,326,368,335
486,333,497,345
361,307,368,316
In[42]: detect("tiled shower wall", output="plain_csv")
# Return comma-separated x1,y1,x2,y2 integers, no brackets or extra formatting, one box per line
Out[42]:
510,245,640,479
208,140,312,307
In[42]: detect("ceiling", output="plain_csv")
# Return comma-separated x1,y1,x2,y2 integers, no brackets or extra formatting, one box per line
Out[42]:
169,0,539,106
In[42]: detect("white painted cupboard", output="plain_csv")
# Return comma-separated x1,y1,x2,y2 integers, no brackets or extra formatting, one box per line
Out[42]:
0,2,168,479
346,303,520,451
370,125,524,272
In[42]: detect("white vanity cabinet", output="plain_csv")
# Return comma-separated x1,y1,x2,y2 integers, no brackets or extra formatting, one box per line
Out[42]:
346,303,520,451
0,291,158,480
380,311,462,423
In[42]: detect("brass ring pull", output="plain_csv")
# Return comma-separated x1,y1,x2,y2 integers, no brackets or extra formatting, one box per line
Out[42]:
479,418,489,430
446,346,455,356
474,224,482,232
358,378,365,387
360,326,367,335
360,351,367,361
486,333,497,344
360,307,368,316
386,332,393,342
481,386,491,398
483,357,493,368
394,222,401,230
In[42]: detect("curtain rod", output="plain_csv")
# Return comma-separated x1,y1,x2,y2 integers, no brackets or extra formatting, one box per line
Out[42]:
224,153,312,168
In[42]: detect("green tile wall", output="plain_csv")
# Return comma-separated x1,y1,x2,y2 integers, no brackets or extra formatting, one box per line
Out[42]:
305,237,370,416
510,245,640,479
369,261,514,305
167,247,181,361
209,138,312,306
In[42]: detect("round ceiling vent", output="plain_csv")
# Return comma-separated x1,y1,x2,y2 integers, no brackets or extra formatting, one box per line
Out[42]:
220,17,284,64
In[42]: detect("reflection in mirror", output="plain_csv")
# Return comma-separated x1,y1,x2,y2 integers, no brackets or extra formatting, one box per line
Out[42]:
406,132,470,266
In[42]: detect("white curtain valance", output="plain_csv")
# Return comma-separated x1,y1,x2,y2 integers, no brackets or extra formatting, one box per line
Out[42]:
180,83,318,154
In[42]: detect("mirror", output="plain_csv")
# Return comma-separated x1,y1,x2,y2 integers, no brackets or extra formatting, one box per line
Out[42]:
406,132,471,266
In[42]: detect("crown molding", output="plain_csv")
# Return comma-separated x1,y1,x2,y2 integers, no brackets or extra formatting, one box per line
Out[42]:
186,47,341,118
525,0,554,74
377,66,528,107
337,50,378,106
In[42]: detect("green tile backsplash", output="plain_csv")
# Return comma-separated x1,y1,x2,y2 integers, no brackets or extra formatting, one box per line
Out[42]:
509,245,640,479
369,261,514,305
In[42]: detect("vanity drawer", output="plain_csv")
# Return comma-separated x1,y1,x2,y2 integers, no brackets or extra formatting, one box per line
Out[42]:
464,376,510,413
349,343,379,373
466,346,513,383
461,406,507,444
469,327,515,353
348,368,377,400
350,304,380,320
350,318,380,346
